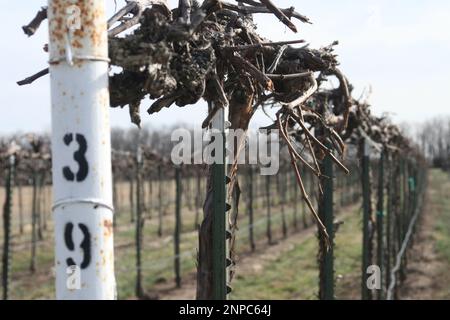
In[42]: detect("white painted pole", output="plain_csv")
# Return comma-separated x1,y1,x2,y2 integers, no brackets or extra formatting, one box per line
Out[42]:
48,0,116,299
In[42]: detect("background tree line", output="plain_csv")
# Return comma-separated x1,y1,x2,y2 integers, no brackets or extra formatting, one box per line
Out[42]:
415,116,450,171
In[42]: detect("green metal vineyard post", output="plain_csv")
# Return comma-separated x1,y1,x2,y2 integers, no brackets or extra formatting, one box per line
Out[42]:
385,153,392,294
361,139,371,300
36,172,44,241
211,108,228,300
292,166,299,230
42,174,48,231
338,170,343,208
399,158,407,284
174,166,182,288
280,167,287,238
135,147,143,297
112,167,118,229
194,170,201,229
320,148,335,300
265,174,272,244
30,171,38,273
247,166,255,252
353,163,359,203
301,186,308,228
129,177,135,223
147,174,152,218
17,178,24,235
308,169,316,225
157,165,163,237
393,161,402,298
346,167,352,205
2,155,15,300
376,149,385,299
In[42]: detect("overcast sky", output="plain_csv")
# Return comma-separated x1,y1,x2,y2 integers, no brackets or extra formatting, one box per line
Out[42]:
1,0,449,134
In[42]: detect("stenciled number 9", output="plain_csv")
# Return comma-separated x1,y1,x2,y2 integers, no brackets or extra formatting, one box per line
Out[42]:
64,222,91,269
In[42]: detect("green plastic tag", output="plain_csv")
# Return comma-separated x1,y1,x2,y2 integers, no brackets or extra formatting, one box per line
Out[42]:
408,177,416,191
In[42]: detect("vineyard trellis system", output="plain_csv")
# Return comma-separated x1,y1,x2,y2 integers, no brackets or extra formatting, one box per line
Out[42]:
3,0,427,300
1,134,425,300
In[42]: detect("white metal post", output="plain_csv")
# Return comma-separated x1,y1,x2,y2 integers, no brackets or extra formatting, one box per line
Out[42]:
48,0,116,299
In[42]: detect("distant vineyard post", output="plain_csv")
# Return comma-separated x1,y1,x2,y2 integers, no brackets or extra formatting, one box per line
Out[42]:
318,146,335,300
2,155,15,300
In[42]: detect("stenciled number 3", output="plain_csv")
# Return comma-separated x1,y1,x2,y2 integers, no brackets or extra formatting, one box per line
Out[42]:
63,133,88,182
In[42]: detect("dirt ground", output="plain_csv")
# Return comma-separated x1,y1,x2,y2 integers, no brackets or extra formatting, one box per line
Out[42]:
154,170,450,300
154,208,354,300
399,171,450,299
155,224,317,300
3,170,449,300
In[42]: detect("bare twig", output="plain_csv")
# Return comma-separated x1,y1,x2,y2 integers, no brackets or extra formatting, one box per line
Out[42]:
332,67,352,131
230,53,274,91
226,1,311,24
17,68,49,86
108,0,171,37
266,71,312,80
288,107,350,174
288,146,330,249
107,1,136,29
259,0,297,33
225,39,305,51
22,7,47,37
280,73,318,109
267,45,288,73
277,114,319,175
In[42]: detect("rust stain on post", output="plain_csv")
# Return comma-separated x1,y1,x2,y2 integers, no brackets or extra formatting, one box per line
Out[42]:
48,0,108,63
103,219,113,238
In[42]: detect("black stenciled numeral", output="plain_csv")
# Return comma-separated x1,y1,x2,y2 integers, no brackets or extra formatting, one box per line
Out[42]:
78,224,91,269
64,223,76,266
63,133,89,182
64,222,92,269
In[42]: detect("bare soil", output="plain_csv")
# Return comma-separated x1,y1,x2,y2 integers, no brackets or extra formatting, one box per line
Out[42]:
398,173,450,300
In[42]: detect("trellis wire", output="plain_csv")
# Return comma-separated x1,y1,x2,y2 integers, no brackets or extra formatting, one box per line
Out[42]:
386,168,424,300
